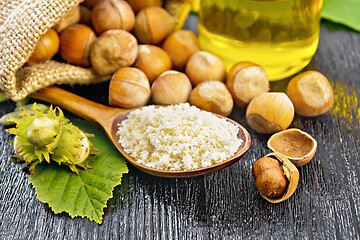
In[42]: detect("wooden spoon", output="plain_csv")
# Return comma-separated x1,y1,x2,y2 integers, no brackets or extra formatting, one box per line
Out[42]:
30,86,251,178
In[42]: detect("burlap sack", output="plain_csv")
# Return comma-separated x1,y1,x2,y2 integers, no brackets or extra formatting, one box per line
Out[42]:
0,0,110,101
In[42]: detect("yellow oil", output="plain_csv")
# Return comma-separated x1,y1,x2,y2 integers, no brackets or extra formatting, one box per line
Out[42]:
198,0,323,81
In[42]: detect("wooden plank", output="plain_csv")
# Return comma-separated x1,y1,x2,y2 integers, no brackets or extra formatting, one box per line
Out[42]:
0,21,359,240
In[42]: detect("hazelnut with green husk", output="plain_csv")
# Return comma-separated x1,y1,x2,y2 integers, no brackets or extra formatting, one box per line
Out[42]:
7,103,97,174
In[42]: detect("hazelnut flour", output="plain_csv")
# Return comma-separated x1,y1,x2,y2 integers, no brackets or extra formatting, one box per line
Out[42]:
117,103,243,171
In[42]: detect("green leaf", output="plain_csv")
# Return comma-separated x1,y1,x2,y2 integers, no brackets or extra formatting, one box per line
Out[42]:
28,118,128,224
321,0,360,31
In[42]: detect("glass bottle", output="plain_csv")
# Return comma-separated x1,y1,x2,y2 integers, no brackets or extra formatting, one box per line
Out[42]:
198,0,323,81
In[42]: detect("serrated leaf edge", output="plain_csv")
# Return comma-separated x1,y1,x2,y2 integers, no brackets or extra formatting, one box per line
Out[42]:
29,168,128,224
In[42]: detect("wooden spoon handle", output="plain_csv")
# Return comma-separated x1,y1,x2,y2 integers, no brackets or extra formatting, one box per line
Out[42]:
30,86,127,129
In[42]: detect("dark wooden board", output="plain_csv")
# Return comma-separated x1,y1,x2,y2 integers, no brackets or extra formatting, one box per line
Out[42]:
0,18,359,239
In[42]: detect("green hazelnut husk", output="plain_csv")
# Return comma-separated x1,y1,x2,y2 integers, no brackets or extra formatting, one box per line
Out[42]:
7,103,97,174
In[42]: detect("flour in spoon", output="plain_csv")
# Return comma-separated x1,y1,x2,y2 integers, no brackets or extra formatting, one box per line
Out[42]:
117,103,243,171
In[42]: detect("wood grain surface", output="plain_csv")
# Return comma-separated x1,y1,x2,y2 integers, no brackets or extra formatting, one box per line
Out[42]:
0,18,359,239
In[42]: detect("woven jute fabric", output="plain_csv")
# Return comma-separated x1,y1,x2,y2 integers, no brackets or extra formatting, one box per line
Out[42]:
0,0,109,101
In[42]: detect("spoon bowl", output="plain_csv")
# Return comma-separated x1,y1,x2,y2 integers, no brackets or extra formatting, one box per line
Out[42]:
31,86,251,178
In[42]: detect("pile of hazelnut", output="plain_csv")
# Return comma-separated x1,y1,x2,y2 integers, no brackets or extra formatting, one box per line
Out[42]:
28,0,335,203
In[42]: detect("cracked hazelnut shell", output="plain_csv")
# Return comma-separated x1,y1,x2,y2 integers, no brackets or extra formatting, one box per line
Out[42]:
252,152,299,203
267,128,317,166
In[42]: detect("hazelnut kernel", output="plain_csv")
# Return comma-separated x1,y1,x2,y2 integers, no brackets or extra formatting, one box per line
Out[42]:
252,156,288,198
252,152,299,203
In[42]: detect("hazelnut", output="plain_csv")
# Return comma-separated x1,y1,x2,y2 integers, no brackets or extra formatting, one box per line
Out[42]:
267,128,317,166
246,92,294,134
162,29,200,70
134,45,172,83
286,71,334,117
252,152,299,203
109,67,151,108
27,29,60,65
59,24,96,67
127,0,163,13
185,51,226,86
54,5,81,33
90,29,138,75
151,70,192,105
82,0,102,10
189,81,234,116
164,0,191,30
79,5,93,25
133,6,175,44
92,0,135,35
226,62,270,107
